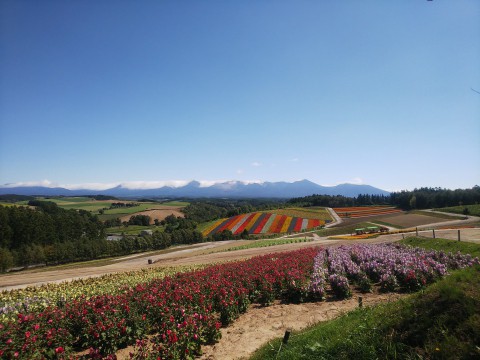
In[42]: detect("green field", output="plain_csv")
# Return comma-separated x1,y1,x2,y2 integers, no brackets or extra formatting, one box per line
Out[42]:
226,238,313,251
251,237,480,360
0,202,19,207
435,204,480,217
312,222,380,237
161,200,190,207
102,203,161,215
40,196,93,203
59,202,113,212
197,219,219,233
106,225,160,235
400,236,480,258
30,197,187,218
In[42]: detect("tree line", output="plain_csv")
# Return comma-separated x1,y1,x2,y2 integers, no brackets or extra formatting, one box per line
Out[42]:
0,201,105,271
0,202,205,272
288,186,480,209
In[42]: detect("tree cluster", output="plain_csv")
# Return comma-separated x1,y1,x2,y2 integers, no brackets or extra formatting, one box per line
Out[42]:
89,195,118,201
0,194,34,203
0,202,105,271
127,214,151,226
389,186,480,209
109,202,139,209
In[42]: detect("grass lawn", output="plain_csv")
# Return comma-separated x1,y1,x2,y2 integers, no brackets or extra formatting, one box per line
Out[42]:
408,209,465,219
250,237,480,360
314,222,379,236
369,219,403,229
435,204,480,217
160,201,189,207
59,202,113,212
40,196,93,203
399,236,480,258
106,225,161,235
225,238,313,252
102,203,163,215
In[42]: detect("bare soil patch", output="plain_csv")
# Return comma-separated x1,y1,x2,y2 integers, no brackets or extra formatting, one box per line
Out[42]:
376,213,446,228
119,208,184,224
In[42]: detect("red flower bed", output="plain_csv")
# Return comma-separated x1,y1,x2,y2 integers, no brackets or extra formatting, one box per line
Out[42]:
0,248,318,359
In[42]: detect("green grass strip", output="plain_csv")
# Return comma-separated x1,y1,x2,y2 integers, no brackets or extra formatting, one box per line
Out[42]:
399,236,480,258
226,238,313,252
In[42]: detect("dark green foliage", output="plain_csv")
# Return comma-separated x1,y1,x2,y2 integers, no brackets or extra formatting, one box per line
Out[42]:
110,202,139,209
104,217,122,227
0,203,105,270
90,195,118,200
128,214,151,226
28,199,61,214
390,186,480,210
288,194,390,207
0,194,34,203
289,186,480,210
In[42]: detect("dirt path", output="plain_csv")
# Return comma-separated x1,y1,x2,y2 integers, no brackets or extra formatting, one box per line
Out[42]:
2,228,478,291
325,207,343,228
198,291,406,360
114,291,406,360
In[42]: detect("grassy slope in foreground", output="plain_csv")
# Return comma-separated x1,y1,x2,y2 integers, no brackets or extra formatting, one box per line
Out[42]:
250,237,480,360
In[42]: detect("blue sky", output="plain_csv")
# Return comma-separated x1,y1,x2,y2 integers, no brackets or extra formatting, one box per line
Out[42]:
1,0,479,192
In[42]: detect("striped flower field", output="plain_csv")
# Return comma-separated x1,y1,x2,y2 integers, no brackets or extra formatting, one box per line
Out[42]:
202,212,328,237
333,206,403,219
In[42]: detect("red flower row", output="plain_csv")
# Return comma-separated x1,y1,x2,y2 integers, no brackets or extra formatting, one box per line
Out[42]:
0,248,318,359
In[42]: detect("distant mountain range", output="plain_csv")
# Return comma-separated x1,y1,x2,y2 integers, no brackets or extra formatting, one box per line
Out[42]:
0,180,390,198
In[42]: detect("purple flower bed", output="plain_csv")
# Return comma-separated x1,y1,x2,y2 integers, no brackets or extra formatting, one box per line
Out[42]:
309,244,479,298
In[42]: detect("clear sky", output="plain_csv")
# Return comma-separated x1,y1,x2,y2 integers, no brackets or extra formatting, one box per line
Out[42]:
1,0,479,192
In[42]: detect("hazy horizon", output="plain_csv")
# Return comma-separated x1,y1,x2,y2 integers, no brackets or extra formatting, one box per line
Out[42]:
1,178,478,193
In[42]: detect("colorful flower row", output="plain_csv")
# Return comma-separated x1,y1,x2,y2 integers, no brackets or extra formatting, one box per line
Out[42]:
333,207,403,218
202,212,326,237
0,266,203,323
